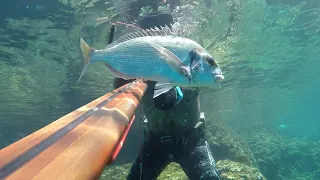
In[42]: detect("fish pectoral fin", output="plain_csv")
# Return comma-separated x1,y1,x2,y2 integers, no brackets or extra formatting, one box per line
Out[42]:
104,64,134,80
147,41,179,62
181,66,192,82
153,82,175,98
147,41,190,81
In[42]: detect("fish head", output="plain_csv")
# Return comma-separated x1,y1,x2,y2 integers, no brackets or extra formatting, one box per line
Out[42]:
189,51,224,88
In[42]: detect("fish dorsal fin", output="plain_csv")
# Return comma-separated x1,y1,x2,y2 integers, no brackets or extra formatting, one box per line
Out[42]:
108,25,175,48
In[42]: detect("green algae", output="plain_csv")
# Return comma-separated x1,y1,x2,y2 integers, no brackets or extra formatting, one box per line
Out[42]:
205,120,258,167
239,124,320,180
100,159,266,180
217,160,266,180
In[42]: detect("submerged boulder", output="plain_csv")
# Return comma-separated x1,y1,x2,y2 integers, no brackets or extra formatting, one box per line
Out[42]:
216,160,266,180
100,160,266,180
205,121,258,167
239,125,320,180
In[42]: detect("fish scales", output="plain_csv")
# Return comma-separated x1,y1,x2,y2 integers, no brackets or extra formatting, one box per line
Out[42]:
92,39,188,83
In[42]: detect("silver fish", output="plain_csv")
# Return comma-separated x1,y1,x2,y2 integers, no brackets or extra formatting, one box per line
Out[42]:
78,26,224,97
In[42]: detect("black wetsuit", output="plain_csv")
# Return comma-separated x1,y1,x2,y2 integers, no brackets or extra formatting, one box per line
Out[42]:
128,128,219,180
112,12,220,179
114,80,220,180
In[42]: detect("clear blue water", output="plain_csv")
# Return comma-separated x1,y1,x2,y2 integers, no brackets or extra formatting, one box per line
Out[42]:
0,0,319,179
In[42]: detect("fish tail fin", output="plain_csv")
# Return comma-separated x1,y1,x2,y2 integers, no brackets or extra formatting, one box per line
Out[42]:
77,37,94,85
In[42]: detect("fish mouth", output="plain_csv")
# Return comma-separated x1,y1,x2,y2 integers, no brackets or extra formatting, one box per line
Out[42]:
214,74,225,81
212,68,224,82
213,74,224,88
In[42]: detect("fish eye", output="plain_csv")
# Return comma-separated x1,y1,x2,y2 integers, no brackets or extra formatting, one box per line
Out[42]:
205,56,218,66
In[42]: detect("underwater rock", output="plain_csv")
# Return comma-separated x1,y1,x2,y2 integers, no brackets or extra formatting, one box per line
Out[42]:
0,0,116,148
100,160,267,180
205,120,258,167
216,160,266,180
158,163,188,180
0,17,73,148
239,125,320,180
100,163,188,180
99,163,131,180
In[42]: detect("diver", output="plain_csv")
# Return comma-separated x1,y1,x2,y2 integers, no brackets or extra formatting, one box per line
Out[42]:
113,3,221,180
